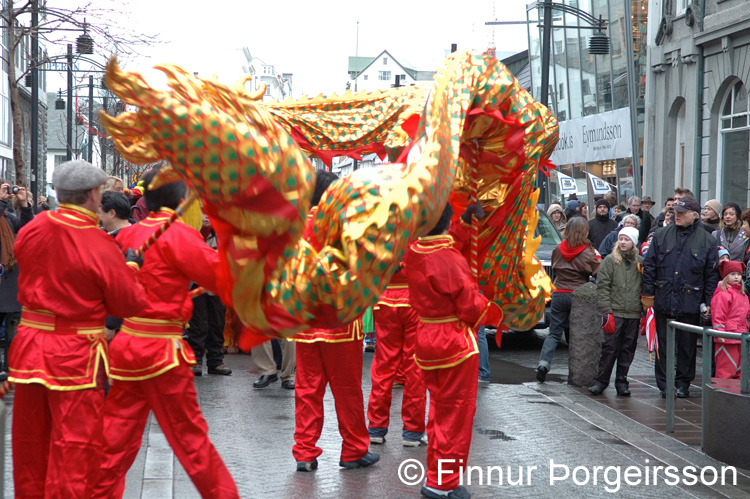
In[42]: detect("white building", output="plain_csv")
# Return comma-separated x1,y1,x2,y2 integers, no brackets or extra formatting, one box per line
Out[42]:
348,50,435,93
241,47,292,102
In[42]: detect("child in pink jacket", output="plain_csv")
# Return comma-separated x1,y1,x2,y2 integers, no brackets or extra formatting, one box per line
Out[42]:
710,260,750,379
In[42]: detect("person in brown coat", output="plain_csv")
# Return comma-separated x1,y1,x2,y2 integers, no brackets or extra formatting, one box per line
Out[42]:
536,217,601,382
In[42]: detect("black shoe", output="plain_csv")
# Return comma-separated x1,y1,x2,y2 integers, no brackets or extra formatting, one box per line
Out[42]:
536,366,548,383
421,485,471,499
207,364,232,375
588,383,605,395
660,390,666,398
296,460,318,472
191,365,202,377
615,385,631,397
253,373,278,388
339,451,379,469
676,387,690,398
364,344,375,353
282,380,295,390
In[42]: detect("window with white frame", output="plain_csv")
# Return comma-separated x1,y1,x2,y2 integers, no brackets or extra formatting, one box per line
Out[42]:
718,81,750,205
676,0,688,15
379,71,391,81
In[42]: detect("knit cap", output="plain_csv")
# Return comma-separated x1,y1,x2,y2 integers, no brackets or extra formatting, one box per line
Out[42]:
618,227,639,248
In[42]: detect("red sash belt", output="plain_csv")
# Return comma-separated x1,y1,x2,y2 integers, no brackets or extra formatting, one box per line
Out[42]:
20,307,104,335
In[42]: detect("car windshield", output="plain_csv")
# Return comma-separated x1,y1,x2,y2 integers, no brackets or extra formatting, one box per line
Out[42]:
535,211,562,245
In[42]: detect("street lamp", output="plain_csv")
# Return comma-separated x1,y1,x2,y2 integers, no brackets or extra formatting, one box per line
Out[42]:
53,79,109,165
486,0,609,207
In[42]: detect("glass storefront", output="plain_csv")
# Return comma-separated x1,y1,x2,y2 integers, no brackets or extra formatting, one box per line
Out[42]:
527,0,648,205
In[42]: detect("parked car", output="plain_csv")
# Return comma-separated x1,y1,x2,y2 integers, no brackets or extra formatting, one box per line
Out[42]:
486,207,561,336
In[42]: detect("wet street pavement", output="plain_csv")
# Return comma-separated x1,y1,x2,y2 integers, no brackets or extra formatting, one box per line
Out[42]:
3,330,750,498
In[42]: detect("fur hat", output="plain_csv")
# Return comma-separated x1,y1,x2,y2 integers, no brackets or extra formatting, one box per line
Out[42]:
618,227,639,248
547,203,564,217
719,259,746,279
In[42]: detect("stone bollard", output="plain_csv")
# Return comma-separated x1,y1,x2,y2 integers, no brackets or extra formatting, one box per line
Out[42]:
568,282,602,387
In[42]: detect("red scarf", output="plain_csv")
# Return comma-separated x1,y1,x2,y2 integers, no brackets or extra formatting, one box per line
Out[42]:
559,240,588,261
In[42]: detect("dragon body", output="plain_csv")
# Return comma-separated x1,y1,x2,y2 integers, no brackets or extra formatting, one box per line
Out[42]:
100,51,557,341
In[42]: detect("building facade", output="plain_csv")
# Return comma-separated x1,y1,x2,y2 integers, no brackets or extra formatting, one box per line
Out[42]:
526,0,648,206
348,50,435,93
1,11,48,186
644,0,750,208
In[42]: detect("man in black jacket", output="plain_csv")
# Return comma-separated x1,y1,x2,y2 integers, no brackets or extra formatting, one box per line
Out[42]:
588,199,618,250
642,196,719,398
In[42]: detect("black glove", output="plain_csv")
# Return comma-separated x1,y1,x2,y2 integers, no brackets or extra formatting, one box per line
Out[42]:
460,203,485,224
125,248,143,268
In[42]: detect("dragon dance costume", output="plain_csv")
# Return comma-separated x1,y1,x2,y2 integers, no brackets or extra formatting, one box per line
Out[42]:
367,268,426,442
8,205,148,498
98,50,557,345
405,233,502,492
292,207,370,464
92,209,239,499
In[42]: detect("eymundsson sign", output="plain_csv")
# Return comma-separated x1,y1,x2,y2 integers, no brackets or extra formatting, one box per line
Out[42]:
550,107,632,165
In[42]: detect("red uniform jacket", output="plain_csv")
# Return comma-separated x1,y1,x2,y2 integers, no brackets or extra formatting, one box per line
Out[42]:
405,234,496,370
9,204,148,389
110,209,221,380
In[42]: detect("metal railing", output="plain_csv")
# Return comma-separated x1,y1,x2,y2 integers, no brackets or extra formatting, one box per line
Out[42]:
665,320,750,449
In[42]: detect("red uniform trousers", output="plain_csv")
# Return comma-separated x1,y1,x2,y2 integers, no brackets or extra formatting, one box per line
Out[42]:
293,339,370,462
715,343,742,379
422,355,479,491
93,357,239,499
12,383,105,499
367,305,426,434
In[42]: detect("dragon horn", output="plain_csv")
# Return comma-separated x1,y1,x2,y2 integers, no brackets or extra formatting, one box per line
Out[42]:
104,56,158,108
153,63,204,104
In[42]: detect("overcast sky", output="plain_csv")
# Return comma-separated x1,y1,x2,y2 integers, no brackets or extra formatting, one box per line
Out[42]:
50,0,533,98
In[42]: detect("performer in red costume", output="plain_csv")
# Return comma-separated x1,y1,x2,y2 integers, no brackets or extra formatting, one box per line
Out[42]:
405,203,501,499
293,170,379,472
367,266,427,446
93,165,239,499
9,160,148,499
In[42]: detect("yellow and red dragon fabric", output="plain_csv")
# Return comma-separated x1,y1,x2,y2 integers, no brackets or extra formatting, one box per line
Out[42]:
99,50,557,348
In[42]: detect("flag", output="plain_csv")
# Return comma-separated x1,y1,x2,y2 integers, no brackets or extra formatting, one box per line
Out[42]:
587,172,612,195
642,307,658,361
557,171,577,195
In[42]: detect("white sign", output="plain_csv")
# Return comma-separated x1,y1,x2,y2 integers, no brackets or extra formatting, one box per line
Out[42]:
550,107,633,165
557,172,578,195
587,173,612,195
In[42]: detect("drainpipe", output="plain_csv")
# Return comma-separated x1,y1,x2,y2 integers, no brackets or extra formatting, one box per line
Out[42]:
693,0,706,197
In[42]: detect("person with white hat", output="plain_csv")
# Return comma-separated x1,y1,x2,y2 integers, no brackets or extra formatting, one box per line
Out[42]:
589,226,643,396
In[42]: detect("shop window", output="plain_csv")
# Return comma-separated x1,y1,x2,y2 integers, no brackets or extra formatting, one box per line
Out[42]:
718,81,750,205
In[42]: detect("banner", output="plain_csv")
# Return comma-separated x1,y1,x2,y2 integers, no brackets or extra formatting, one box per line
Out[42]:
550,107,633,165
587,172,613,195
557,171,578,195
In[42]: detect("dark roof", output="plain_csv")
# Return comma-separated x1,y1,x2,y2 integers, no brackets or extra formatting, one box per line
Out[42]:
501,50,529,77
